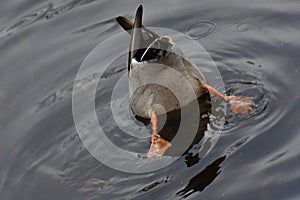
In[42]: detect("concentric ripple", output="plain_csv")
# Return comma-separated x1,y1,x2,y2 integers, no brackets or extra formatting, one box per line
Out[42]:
185,20,216,39
235,22,252,32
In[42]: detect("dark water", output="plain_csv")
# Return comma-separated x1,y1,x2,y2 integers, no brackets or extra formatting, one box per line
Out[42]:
1,0,300,199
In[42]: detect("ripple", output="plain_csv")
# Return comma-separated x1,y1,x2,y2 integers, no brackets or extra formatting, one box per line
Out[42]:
235,22,252,32
45,0,97,20
267,151,287,163
185,20,216,39
223,80,274,132
72,15,132,34
246,60,255,65
73,18,116,34
36,81,74,111
227,136,250,155
124,176,172,199
0,5,49,38
84,178,106,189
0,0,99,38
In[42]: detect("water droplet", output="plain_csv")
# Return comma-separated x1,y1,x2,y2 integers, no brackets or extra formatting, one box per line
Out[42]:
185,20,216,39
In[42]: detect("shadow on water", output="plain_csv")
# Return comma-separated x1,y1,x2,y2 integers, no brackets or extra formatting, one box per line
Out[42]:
136,93,215,169
176,155,226,198
127,155,226,200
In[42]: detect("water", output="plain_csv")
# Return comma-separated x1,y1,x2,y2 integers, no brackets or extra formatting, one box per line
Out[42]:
1,0,300,199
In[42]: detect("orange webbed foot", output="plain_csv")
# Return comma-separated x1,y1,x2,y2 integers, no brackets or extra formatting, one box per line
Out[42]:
226,96,255,114
203,84,255,114
147,133,172,158
147,111,172,158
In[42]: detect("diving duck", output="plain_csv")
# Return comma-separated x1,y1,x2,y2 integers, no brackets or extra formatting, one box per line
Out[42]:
116,5,254,158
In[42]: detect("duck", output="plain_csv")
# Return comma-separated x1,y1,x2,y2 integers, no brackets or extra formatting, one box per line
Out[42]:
116,5,254,158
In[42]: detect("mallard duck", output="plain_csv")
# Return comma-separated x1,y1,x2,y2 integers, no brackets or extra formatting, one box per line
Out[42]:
116,5,254,158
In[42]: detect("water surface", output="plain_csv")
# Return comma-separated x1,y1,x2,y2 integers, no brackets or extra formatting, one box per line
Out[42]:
1,0,300,199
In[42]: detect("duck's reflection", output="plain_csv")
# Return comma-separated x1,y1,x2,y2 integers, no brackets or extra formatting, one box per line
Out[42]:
136,91,212,167
176,155,226,198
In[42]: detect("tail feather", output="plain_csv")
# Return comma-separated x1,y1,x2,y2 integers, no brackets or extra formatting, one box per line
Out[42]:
128,5,143,68
116,5,160,71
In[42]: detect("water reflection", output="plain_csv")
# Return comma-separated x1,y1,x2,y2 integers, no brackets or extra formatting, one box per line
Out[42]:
177,156,226,198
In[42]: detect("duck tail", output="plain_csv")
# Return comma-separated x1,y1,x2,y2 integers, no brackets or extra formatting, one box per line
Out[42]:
116,5,160,71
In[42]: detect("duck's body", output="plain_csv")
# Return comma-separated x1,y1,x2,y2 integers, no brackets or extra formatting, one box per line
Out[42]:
116,5,254,158
129,36,206,118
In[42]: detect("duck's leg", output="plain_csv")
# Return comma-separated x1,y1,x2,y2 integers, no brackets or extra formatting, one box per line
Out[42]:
203,84,254,114
147,111,172,158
